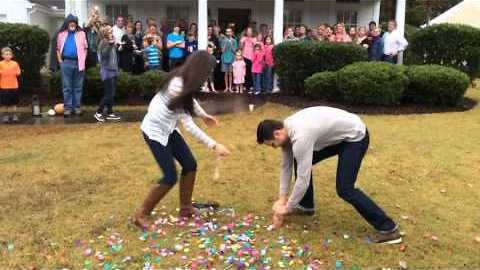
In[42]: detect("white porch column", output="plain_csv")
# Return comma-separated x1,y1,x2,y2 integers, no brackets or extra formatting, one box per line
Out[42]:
373,0,381,24
395,0,406,64
273,0,284,45
273,0,284,92
198,0,208,50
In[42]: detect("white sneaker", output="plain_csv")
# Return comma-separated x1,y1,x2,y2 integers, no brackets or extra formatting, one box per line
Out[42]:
106,113,121,121
94,112,105,122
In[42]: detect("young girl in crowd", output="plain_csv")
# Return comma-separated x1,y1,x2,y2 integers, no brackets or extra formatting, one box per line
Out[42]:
94,26,121,122
232,50,246,94
203,44,217,93
262,36,274,93
134,51,230,230
240,27,256,92
251,43,265,95
185,32,198,58
0,47,21,123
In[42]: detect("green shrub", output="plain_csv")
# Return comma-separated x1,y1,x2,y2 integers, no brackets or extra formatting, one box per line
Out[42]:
140,70,168,98
337,62,408,106
305,71,339,101
0,23,50,91
49,67,167,103
409,23,480,79
405,65,469,106
274,41,368,95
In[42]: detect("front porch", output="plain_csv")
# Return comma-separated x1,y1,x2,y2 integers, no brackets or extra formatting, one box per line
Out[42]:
65,0,406,48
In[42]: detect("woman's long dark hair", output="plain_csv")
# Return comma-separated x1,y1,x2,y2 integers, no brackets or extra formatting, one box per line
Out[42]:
160,51,215,115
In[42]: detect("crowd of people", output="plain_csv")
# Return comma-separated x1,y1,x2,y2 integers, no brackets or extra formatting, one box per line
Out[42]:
47,7,409,122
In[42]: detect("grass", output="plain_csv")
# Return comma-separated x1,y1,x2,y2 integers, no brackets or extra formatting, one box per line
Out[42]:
1,87,480,269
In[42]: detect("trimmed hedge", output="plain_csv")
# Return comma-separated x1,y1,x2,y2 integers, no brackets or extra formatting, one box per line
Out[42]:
405,65,470,106
338,62,408,106
274,41,368,95
305,62,469,107
50,67,168,103
305,71,338,101
409,23,480,80
0,23,50,91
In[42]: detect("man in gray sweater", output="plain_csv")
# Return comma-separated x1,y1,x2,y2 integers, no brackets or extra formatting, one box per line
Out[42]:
257,106,401,244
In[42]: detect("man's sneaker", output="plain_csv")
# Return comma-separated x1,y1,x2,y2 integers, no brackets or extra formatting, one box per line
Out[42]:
11,114,19,123
106,113,121,121
94,112,106,122
74,108,83,116
368,229,403,244
2,115,10,124
254,91,262,95
64,110,72,117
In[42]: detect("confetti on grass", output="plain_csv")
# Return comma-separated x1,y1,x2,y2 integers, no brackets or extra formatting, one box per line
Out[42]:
75,210,325,269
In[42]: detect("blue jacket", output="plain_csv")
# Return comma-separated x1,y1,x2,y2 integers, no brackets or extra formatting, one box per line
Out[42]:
369,36,384,61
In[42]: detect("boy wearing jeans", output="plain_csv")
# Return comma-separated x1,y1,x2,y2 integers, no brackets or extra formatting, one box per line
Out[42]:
0,47,21,123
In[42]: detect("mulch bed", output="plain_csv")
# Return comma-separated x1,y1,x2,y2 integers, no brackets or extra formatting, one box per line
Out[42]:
264,94,478,115
16,91,477,115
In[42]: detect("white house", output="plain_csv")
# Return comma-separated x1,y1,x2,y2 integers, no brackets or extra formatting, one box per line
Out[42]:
427,0,480,29
0,0,65,34
65,0,407,48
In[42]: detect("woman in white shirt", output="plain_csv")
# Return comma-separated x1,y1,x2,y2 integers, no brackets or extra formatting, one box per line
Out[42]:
134,51,230,230
382,20,408,64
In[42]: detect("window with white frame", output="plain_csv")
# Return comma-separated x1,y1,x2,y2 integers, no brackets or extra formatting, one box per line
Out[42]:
105,4,128,24
284,8,302,27
167,6,190,28
337,10,358,29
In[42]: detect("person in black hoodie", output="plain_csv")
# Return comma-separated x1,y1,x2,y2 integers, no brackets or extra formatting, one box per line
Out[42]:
118,24,135,72
133,20,145,74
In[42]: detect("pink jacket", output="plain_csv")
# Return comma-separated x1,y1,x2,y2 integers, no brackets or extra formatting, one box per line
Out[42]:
57,30,88,71
240,36,257,60
251,50,265,74
264,45,274,67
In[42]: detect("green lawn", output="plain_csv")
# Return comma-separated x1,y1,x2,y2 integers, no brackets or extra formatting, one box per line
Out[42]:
1,87,480,269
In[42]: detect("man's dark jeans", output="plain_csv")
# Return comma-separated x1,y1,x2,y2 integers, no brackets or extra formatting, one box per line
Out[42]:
294,131,396,232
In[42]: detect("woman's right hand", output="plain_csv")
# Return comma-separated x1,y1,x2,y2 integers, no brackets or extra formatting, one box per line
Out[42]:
214,144,230,157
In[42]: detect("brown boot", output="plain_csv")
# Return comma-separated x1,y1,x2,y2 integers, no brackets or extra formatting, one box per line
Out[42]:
178,171,199,218
134,183,172,230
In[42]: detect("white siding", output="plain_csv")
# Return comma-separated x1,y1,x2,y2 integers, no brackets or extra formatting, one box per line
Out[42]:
0,0,33,23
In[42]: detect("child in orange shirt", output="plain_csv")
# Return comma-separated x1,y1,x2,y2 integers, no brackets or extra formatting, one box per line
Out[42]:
0,47,21,123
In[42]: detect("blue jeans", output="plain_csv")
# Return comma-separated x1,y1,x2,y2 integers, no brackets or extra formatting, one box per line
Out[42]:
60,60,85,111
97,77,117,114
294,131,396,232
143,131,197,186
253,73,262,93
262,66,274,92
